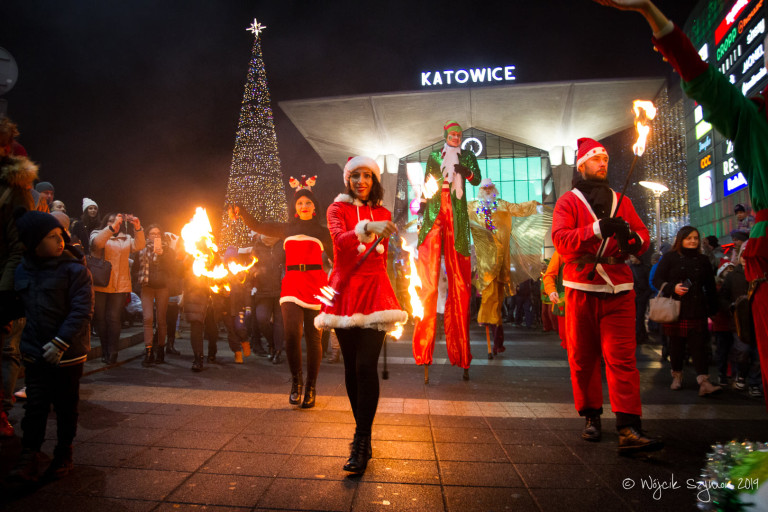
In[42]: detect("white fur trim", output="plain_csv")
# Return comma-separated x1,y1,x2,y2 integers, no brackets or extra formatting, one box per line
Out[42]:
343,156,381,185
279,296,321,310
334,193,355,204
314,309,408,332
592,220,602,239
283,234,324,252
355,220,375,243
576,146,608,169
376,244,384,254
564,280,633,294
358,243,366,254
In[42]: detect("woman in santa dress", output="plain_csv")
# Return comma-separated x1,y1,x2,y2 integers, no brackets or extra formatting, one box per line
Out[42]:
315,156,407,474
230,177,330,409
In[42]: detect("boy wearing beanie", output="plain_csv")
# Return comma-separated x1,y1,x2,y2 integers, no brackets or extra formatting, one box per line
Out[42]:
8,211,93,482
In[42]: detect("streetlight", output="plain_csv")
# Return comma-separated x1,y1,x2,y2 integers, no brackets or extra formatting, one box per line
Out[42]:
639,181,669,252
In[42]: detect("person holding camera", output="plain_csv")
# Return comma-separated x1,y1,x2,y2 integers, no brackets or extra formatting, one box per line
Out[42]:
137,224,176,366
652,226,719,395
90,213,145,364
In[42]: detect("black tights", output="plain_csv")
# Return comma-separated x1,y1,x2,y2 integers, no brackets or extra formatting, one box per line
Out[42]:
280,302,321,383
336,328,385,436
669,330,708,375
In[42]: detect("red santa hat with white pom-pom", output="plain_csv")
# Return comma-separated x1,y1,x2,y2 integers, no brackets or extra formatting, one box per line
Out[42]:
576,138,608,169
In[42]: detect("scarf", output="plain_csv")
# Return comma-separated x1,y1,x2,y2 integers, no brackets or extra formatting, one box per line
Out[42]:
440,143,464,200
574,179,613,219
139,245,158,286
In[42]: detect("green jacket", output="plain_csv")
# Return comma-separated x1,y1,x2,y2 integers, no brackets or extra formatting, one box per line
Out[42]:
417,149,482,257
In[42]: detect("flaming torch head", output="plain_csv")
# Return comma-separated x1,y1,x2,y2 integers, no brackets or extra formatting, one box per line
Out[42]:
632,100,657,157
424,176,439,199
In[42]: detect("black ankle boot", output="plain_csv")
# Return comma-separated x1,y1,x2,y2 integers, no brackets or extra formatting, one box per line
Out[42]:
301,380,316,409
343,433,372,474
166,337,181,356
289,373,303,405
154,345,166,364
191,354,204,372
44,445,73,480
141,346,154,367
582,415,602,442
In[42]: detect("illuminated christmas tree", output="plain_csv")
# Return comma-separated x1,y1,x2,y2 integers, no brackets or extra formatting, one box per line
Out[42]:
220,18,288,247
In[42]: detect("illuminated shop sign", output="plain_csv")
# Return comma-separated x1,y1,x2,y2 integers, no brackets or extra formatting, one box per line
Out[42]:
698,169,714,207
698,135,712,153
696,120,713,139
421,66,516,87
739,0,764,35
746,18,765,45
700,154,712,168
723,155,740,176
715,0,752,44
725,171,748,195
742,66,768,95
742,43,764,75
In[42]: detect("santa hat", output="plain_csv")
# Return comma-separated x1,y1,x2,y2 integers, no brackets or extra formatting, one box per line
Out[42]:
717,261,735,278
82,197,98,212
576,138,608,169
343,156,381,185
443,120,462,139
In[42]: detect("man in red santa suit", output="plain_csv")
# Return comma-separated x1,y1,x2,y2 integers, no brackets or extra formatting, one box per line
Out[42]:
552,138,663,454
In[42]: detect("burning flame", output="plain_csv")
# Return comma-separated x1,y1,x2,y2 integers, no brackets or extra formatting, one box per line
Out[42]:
181,207,256,293
424,175,439,199
387,237,424,338
632,100,657,157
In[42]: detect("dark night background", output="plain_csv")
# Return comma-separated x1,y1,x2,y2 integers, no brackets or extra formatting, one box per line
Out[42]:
0,0,699,234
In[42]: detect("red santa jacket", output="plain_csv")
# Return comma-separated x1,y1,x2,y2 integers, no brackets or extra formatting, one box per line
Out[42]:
314,194,407,332
552,188,649,293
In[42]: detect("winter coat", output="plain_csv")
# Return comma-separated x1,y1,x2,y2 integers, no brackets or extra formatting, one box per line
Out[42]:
652,250,717,321
1,156,36,293
136,244,177,289
182,260,210,324
89,227,146,293
14,246,94,366
251,240,284,298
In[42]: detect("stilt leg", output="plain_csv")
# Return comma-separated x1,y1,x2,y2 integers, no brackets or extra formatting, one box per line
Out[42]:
424,365,429,384
485,325,493,360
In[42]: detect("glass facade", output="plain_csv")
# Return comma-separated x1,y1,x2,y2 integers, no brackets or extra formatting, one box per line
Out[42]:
394,128,552,235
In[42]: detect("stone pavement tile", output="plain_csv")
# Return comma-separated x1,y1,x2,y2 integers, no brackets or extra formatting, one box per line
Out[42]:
301,410,357,424
73,441,147,468
503,444,582,464
176,415,253,433
545,417,591,431
428,415,488,428
278,454,348,481
372,424,432,442
432,426,497,444
567,442,631,465
223,434,302,454
352,482,444,511
153,430,238,450
305,422,356,439
87,426,167,446
122,446,217,472
118,412,193,430
374,412,430,426
516,463,603,489
361,459,441,485
293,437,352,457
443,486,537,512
3,493,158,512
242,419,312,437
201,451,290,477
85,400,160,414
155,503,250,512
434,442,507,463
147,403,209,417
257,477,356,511
166,473,271,508
439,461,525,487
373,440,436,461
84,467,192,500
494,428,565,446
485,417,544,430
531,487,630,511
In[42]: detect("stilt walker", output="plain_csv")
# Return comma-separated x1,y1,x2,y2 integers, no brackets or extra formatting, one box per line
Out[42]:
468,178,549,357
413,121,481,381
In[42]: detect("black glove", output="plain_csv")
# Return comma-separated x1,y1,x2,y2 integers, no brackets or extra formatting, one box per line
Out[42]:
453,163,472,180
598,217,629,239
418,201,426,215
616,230,642,254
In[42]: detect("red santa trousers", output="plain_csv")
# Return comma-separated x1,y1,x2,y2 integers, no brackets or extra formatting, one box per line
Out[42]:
413,188,472,369
565,288,642,416
752,283,768,410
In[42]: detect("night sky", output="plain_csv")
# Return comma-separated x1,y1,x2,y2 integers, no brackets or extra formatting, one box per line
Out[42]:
0,0,699,234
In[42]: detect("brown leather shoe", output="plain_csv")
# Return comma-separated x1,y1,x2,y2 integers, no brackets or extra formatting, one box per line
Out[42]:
617,426,664,454
582,416,601,442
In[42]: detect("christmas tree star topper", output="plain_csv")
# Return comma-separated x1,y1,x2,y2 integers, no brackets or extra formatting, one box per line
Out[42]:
246,19,266,36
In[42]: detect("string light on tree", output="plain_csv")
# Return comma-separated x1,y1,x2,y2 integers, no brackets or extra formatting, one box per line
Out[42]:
220,17,288,247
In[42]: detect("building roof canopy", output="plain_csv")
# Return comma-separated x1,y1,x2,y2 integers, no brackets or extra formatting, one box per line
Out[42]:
279,77,666,168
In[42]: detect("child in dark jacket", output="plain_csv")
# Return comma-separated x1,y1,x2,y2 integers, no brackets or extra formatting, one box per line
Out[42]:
9,211,94,482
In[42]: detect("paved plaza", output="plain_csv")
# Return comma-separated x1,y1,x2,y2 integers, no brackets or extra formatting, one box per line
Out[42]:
1,324,765,511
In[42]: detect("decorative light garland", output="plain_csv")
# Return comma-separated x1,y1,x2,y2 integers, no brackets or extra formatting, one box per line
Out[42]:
476,198,498,234
220,18,288,248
